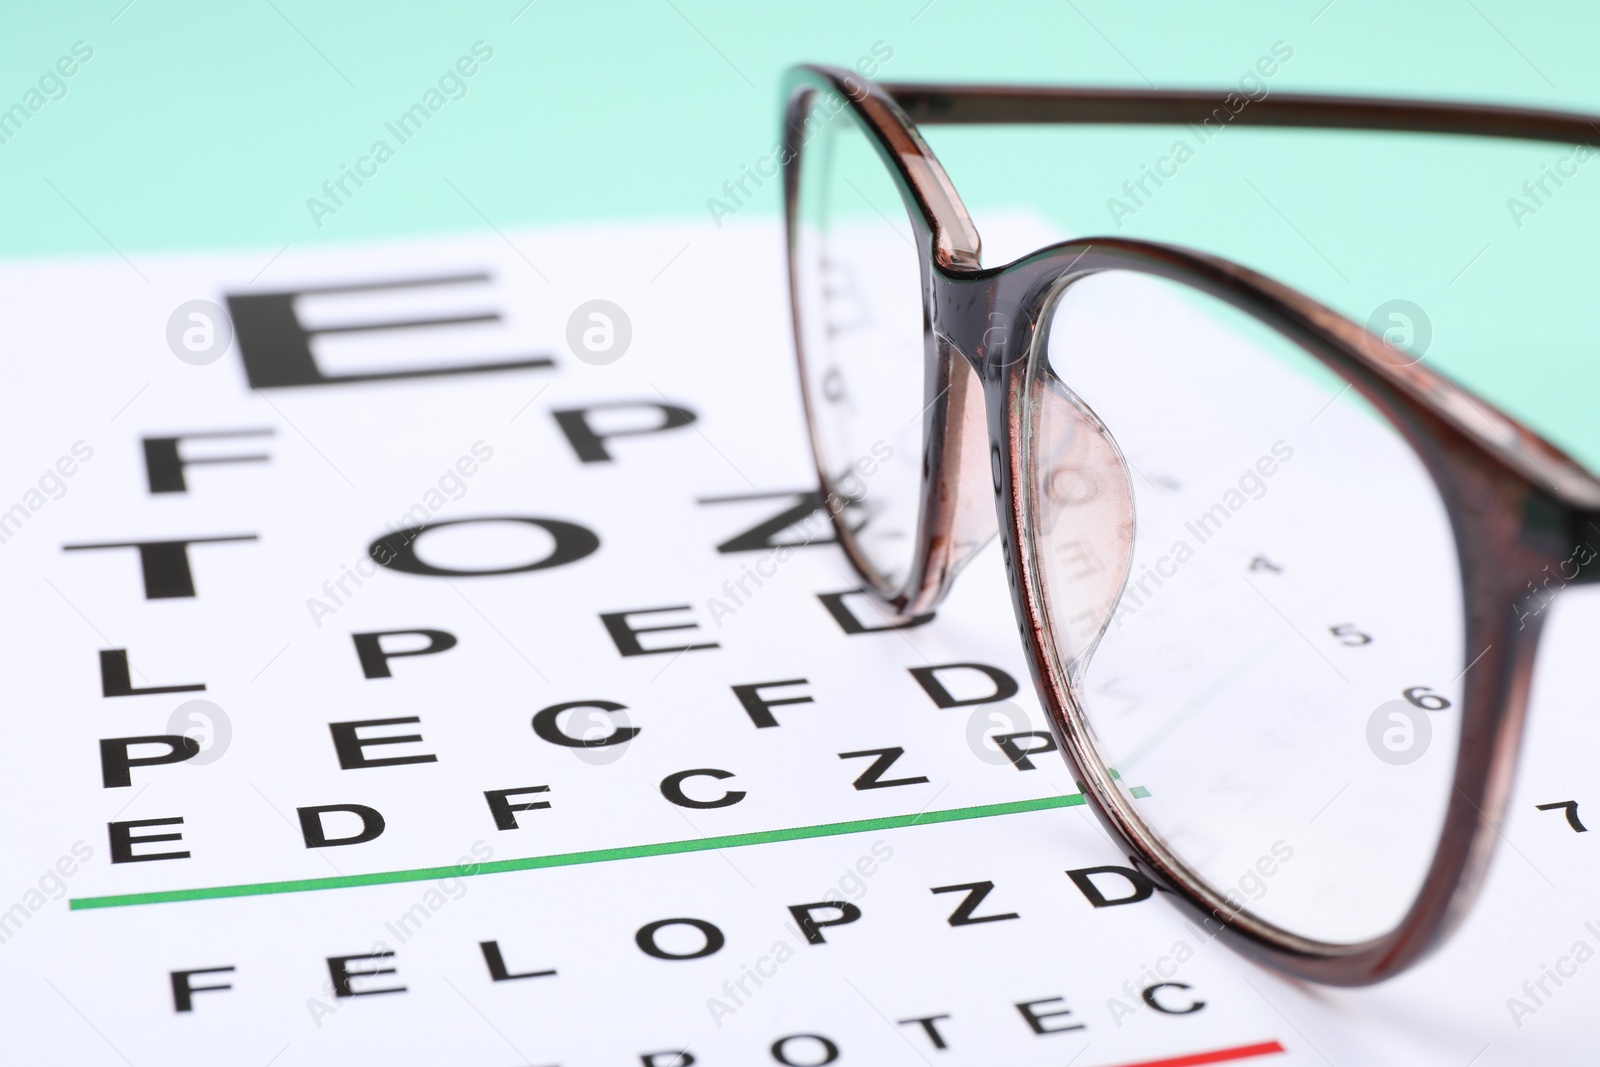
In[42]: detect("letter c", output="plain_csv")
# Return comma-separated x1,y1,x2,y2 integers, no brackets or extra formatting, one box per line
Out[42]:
660,768,745,809
532,700,639,748
1142,981,1205,1014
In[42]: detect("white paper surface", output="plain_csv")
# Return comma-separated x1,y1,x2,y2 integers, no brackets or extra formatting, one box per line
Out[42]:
0,216,1595,1065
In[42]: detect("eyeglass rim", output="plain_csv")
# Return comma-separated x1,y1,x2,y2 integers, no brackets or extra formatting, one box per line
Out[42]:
784,64,1600,607
988,237,1555,984
784,63,1600,984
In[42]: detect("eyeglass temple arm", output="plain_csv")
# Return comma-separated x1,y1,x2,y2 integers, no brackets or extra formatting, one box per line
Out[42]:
882,84,1600,146
882,81,1600,523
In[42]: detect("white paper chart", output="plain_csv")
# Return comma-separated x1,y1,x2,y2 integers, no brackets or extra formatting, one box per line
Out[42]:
0,215,1597,1065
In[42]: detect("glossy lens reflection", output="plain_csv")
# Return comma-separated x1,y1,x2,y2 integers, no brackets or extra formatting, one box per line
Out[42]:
1025,270,1464,945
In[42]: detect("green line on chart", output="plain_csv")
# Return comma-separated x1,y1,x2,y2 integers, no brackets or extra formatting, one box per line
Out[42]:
71,793,1087,910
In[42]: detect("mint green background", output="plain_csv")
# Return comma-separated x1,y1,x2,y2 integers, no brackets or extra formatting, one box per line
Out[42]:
5,1,1600,463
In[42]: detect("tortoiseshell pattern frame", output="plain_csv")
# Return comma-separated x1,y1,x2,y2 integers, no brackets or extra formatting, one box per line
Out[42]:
782,64,1600,985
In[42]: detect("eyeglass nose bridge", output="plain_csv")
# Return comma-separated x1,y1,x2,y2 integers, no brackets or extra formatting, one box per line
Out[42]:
920,264,1137,673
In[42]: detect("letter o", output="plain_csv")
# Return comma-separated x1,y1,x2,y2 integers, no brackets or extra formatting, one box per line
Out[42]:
635,917,725,960
369,516,599,577
660,768,745,809
771,1034,841,1065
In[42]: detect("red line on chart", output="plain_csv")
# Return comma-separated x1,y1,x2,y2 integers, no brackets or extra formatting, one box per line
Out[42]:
1097,1039,1287,1067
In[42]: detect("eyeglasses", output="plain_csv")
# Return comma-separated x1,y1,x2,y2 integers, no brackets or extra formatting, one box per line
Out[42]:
782,64,1600,985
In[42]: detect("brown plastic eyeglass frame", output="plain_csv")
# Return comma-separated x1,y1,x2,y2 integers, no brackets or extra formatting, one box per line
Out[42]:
782,64,1600,985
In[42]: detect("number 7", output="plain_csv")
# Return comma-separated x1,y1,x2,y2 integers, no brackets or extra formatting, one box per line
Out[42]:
1535,800,1588,833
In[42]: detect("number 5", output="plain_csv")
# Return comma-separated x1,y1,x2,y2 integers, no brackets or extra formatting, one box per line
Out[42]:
1329,623,1372,646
